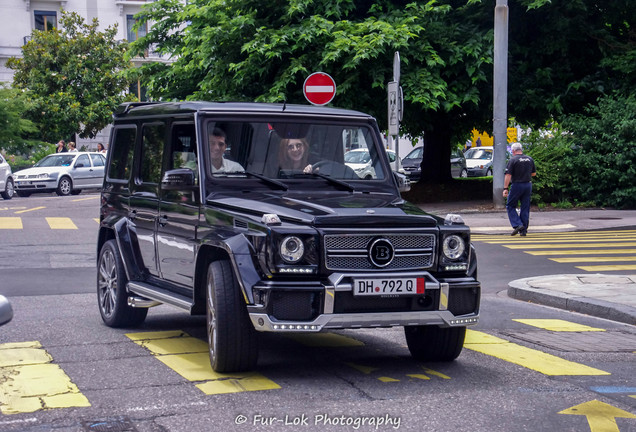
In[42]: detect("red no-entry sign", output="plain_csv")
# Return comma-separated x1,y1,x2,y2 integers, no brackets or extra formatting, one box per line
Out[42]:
303,72,336,106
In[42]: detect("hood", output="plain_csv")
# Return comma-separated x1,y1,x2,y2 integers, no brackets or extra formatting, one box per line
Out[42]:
14,167,64,176
207,192,438,228
466,159,491,168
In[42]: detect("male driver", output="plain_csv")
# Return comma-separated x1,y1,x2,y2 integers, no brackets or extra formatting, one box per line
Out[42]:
503,142,536,236
208,127,244,173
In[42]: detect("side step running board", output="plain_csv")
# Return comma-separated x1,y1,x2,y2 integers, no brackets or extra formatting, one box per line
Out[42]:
127,281,193,311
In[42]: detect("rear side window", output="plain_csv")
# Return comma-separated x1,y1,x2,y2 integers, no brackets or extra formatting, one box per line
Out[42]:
108,127,136,181
139,123,165,184
90,154,105,167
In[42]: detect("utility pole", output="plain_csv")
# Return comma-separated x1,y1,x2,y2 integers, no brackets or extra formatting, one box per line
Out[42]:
493,0,509,208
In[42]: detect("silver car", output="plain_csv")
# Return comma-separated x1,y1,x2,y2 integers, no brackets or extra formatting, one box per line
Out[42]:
13,152,106,197
0,153,14,200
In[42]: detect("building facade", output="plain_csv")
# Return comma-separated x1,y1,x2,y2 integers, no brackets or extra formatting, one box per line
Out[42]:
0,0,171,148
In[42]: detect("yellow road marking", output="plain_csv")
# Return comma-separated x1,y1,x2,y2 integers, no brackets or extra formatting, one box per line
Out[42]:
475,224,575,232
504,242,636,249
71,196,99,202
421,367,451,379
286,333,364,347
527,249,636,256
559,400,636,432
94,218,99,223
345,362,379,375
407,374,431,380
126,331,280,395
0,341,90,414
464,330,610,376
513,319,605,332
46,217,78,229
576,264,636,271
15,206,45,214
551,256,636,263
0,217,22,229
482,237,636,244
378,376,400,382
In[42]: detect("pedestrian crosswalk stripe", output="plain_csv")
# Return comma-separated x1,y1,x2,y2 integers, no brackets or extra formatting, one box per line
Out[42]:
550,256,636,263
126,330,280,395
0,217,22,229
576,264,636,271
0,341,91,414
504,242,636,249
513,319,605,332
464,330,610,376
527,249,636,255
45,217,78,229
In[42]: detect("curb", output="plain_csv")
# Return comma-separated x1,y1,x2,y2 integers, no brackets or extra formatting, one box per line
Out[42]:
508,275,636,326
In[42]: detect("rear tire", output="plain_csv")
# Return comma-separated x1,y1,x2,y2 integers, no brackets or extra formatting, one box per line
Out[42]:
97,240,148,327
206,260,258,372
1,178,14,199
459,168,468,178
404,325,466,361
56,176,72,196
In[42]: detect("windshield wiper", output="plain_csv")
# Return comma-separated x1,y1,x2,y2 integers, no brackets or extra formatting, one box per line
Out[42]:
243,171,288,191
308,172,356,192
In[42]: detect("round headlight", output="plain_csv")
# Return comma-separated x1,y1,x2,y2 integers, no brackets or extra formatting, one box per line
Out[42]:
280,236,304,263
443,235,465,260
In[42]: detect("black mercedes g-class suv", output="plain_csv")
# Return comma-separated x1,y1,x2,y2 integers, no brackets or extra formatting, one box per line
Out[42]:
97,101,480,372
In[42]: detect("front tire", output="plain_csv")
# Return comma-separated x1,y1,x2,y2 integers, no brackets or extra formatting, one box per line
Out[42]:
206,260,258,372
1,178,14,199
404,325,466,361
56,176,73,196
97,240,148,327
459,168,468,178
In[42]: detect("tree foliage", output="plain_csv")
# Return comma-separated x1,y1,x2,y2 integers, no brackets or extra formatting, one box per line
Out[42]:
0,85,43,155
7,11,132,142
131,0,635,185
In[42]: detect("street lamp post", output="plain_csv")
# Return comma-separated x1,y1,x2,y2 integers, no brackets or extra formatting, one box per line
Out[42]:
493,0,509,208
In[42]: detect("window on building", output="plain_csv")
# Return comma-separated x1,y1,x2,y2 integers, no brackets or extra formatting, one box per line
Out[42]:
129,81,148,102
34,11,57,31
126,14,147,42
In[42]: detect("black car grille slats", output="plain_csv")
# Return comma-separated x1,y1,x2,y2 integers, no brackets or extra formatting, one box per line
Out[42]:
324,233,435,271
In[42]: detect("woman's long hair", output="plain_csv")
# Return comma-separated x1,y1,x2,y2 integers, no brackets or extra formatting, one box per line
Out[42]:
278,138,309,170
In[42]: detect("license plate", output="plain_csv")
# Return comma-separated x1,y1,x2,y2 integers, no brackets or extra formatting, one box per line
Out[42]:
353,278,425,296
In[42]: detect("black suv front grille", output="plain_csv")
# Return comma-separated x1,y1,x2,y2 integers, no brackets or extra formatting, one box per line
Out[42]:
324,233,435,271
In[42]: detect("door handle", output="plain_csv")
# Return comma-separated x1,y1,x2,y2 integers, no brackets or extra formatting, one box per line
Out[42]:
158,215,168,226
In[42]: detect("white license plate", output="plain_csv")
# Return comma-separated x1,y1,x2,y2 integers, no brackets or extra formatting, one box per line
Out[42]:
353,278,425,296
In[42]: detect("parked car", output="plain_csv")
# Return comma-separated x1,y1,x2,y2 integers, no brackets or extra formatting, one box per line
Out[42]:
344,148,405,179
402,146,468,181
0,153,15,200
464,146,494,177
96,101,480,373
13,152,106,197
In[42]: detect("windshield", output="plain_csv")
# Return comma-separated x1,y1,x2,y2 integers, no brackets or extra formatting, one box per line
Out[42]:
204,120,386,182
464,148,492,160
35,154,76,167
404,147,422,160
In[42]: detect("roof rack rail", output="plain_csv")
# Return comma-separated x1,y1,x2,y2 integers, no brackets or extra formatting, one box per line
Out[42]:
114,101,159,115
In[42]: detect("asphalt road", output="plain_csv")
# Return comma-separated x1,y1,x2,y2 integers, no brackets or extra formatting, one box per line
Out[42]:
0,193,635,432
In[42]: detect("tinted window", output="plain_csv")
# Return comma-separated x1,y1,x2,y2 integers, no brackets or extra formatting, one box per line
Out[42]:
108,127,136,181
140,123,165,184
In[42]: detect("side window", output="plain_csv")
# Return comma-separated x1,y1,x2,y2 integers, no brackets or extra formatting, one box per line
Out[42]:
140,123,165,184
169,123,197,176
108,127,136,181
90,154,105,167
76,154,90,168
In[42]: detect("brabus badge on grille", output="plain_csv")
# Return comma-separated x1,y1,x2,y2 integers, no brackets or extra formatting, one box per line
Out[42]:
369,238,394,267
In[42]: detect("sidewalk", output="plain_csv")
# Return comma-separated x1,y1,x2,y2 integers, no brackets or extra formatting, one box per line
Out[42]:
417,200,636,325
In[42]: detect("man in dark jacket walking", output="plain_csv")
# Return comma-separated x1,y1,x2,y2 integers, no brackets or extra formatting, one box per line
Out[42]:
503,143,536,236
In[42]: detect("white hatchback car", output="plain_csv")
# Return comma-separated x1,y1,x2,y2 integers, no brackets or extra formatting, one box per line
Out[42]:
344,148,404,179
13,152,106,197
0,154,15,200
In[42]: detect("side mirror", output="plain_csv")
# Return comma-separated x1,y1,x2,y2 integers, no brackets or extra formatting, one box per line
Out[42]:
0,295,13,326
394,171,411,192
161,168,196,190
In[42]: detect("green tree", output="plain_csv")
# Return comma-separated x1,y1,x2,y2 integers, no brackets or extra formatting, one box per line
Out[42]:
130,0,634,183
7,11,132,143
0,85,43,155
